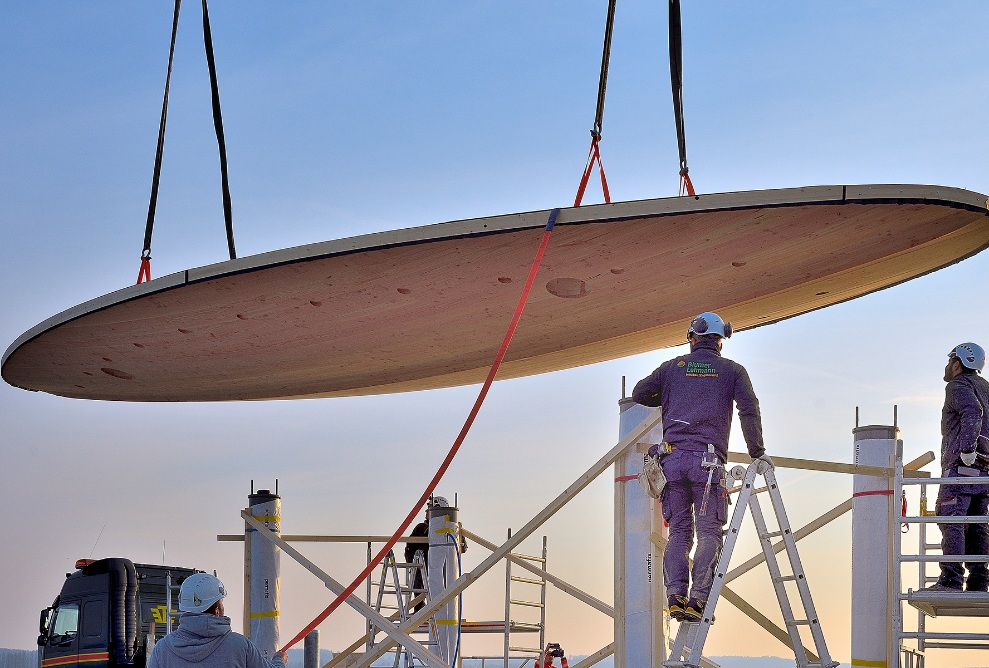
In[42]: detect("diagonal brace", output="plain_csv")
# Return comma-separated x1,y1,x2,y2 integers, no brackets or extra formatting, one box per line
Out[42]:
242,511,447,668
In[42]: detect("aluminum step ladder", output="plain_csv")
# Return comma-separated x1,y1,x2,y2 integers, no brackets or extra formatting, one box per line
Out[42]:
664,462,838,668
367,549,435,668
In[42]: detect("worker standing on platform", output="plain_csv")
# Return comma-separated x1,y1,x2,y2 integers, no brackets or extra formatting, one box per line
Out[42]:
632,311,772,622
148,573,286,668
925,342,989,592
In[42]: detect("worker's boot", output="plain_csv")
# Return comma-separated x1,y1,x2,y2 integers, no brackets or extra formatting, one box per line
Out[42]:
683,597,706,622
919,582,962,593
667,594,688,621
966,577,988,592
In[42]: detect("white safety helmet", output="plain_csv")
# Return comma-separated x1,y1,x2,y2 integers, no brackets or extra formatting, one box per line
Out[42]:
430,496,451,508
949,342,986,373
179,573,227,613
687,312,732,341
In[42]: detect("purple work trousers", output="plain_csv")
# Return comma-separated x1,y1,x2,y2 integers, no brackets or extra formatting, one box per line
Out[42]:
936,467,989,590
660,449,728,600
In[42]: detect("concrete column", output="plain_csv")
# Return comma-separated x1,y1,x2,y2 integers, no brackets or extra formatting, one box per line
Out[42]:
428,501,461,667
248,488,281,660
304,630,320,668
617,398,666,668
850,425,898,668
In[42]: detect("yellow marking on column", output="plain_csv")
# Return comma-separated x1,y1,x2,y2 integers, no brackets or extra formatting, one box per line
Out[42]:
434,527,457,535
250,610,280,618
252,515,280,522
434,619,458,625
851,659,886,667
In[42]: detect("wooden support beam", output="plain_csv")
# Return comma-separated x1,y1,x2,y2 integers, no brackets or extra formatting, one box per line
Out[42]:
569,644,614,668
218,534,429,543
241,512,446,668
353,408,664,668
632,445,934,478
319,596,424,668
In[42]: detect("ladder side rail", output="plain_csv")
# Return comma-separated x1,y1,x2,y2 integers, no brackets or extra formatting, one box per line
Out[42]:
666,621,693,665
390,557,412,668
747,491,810,667
368,553,391,652
366,543,373,653
764,468,834,667
918,478,930,655
503,529,512,668
389,553,408,623
539,535,548,654
680,464,761,668
892,441,905,665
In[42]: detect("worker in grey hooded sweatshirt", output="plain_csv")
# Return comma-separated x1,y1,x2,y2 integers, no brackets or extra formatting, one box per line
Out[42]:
148,573,285,668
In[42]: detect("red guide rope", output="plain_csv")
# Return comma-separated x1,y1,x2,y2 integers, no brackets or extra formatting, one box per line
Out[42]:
280,209,559,650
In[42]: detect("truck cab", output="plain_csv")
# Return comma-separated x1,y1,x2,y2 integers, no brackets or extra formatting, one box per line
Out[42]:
39,558,201,668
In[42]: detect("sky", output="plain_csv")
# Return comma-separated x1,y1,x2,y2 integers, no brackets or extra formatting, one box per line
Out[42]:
1,2,989,666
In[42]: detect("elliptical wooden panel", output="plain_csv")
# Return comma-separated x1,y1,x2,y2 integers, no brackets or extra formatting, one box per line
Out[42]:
3,185,988,402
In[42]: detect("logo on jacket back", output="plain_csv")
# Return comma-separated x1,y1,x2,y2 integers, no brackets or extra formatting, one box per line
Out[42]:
685,361,718,378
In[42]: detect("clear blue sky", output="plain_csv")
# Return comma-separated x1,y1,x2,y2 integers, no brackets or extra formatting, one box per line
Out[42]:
2,3,988,665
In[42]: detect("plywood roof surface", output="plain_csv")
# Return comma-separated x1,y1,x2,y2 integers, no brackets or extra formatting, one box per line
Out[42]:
3,184,988,401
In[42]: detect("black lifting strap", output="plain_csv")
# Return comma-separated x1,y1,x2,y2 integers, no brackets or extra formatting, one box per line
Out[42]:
142,0,182,262
668,0,689,178
141,0,236,270
592,0,618,139
201,0,236,260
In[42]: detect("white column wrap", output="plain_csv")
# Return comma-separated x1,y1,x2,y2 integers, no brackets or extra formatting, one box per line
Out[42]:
249,490,281,659
617,399,666,668
428,503,461,666
851,426,898,668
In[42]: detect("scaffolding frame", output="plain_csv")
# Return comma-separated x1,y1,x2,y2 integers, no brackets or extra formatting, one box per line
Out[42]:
220,411,940,668
895,440,989,665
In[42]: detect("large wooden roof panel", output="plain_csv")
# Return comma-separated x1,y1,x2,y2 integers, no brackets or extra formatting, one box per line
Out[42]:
3,184,987,401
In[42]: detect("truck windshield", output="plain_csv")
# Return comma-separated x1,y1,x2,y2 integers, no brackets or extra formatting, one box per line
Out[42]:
51,603,79,640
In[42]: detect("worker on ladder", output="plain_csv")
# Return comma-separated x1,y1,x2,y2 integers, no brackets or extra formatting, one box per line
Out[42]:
632,311,773,623
923,342,989,592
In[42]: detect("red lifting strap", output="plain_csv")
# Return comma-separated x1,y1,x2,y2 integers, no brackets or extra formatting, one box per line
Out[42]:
574,135,611,207
679,171,695,197
279,209,559,652
136,256,152,285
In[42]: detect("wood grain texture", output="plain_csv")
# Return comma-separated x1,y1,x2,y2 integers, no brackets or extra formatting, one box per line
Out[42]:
3,185,987,401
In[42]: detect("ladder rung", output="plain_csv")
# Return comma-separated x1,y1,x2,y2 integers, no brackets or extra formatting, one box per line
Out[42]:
509,647,542,654
511,576,545,585
785,619,811,626
509,552,547,563
509,599,545,608
761,531,784,539
774,575,798,583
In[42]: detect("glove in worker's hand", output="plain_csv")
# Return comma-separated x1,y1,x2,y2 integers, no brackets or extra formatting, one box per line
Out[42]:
961,450,978,467
754,453,775,471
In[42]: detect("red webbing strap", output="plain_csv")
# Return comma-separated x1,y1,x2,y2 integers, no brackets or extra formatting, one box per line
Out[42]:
679,171,695,197
136,255,152,285
280,208,560,651
573,135,611,207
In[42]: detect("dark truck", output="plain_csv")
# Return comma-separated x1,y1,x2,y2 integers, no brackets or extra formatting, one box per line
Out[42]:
38,558,202,668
